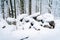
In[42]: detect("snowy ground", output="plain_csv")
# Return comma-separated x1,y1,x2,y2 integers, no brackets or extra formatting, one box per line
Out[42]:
0,13,60,40
28,19,60,40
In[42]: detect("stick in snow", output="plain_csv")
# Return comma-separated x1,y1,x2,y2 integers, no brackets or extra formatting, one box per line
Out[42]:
20,37,29,40
33,27,40,31
2,26,6,29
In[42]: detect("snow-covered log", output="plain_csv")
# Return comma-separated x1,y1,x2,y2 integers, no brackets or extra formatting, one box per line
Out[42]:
37,13,54,22
37,13,55,29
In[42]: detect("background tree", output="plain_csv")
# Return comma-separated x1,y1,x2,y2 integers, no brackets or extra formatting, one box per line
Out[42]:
48,0,52,13
36,0,39,12
24,0,26,14
14,0,16,18
29,0,31,15
20,0,24,14
40,0,42,14
10,0,13,18
1,0,5,19
8,0,11,17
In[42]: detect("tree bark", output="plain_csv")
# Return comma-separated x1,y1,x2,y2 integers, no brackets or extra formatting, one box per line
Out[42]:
14,0,16,18
20,0,24,14
1,0,5,19
10,0,13,18
48,0,52,13
29,0,31,15
40,0,42,14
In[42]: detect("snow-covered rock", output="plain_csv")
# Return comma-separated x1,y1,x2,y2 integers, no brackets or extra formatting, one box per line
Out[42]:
6,17,16,25
37,13,54,22
29,12,40,17
16,14,28,29
22,22,31,30
17,14,28,21
17,22,31,30
23,16,33,23
30,21,42,31
16,19,23,29
37,13,55,29
6,17,16,22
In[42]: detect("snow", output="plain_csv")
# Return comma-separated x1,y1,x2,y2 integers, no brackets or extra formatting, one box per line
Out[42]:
12,29,40,40
29,12,40,17
37,13,54,22
17,14,28,21
3,25,16,32
6,17,16,22
0,13,60,40
0,19,8,30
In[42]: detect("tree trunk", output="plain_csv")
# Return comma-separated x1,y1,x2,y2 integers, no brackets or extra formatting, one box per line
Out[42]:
36,0,39,12
14,0,16,18
24,0,26,14
40,0,42,14
8,0,11,17
48,0,52,13
1,0,5,19
29,0,31,15
10,0,13,18
20,0,24,14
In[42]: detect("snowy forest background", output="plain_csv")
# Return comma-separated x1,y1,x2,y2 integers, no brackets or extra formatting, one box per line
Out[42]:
0,0,60,19
0,0,60,40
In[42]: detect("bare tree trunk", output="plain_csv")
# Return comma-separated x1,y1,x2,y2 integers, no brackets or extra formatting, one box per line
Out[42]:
20,0,24,14
29,0,31,15
8,6,10,17
14,0,16,18
24,0,26,14
1,0,5,19
8,0,11,17
10,0,13,18
36,0,37,12
40,0,42,14
36,0,39,12
48,0,52,13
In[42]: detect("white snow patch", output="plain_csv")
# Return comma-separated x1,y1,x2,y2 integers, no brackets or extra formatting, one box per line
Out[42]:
37,13,54,22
